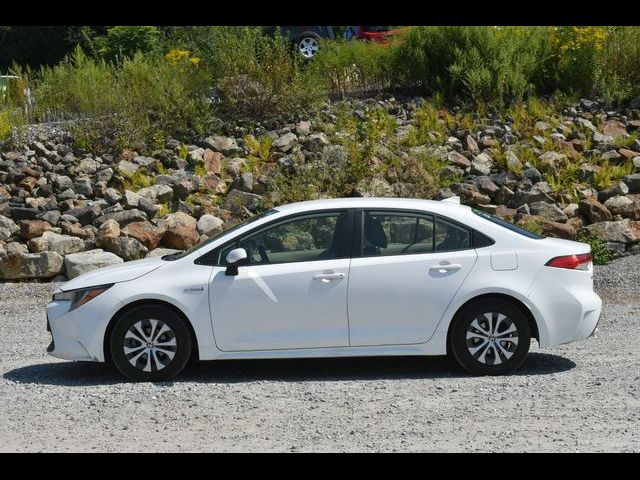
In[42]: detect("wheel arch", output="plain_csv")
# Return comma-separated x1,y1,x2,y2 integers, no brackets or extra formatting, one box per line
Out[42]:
445,293,540,354
103,299,200,364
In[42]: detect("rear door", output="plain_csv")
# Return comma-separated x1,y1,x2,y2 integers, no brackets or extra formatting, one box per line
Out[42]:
347,210,477,346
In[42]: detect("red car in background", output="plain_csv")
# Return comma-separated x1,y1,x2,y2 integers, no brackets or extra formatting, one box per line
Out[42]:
343,26,404,44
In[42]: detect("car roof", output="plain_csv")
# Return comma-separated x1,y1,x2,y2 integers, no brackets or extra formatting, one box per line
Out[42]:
273,197,472,215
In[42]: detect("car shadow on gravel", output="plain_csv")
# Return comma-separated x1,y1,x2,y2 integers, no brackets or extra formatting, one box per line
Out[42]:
4,353,575,386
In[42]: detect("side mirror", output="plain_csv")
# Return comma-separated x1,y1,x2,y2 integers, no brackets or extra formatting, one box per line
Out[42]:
225,248,248,276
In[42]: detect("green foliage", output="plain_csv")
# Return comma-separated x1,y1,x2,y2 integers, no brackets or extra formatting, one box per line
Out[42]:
119,169,154,190
592,159,634,190
96,26,161,62
517,217,545,237
34,46,213,153
577,229,611,265
156,202,171,219
245,134,273,162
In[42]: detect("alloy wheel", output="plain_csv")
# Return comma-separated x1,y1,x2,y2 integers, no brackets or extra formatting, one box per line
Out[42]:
123,319,177,372
465,312,519,366
298,37,320,59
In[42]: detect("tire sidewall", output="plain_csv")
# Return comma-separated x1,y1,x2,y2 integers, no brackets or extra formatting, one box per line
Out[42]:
450,299,531,376
295,33,321,59
110,305,192,382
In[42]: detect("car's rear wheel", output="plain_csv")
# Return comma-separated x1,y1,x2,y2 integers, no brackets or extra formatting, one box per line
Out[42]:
296,34,320,59
450,299,531,375
110,305,192,382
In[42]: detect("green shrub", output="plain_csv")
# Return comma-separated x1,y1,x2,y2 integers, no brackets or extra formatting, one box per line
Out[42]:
577,229,611,265
34,46,213,153
96,26,161,62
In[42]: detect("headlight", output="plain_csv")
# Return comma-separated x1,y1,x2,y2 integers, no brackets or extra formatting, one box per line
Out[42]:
52,284,113,311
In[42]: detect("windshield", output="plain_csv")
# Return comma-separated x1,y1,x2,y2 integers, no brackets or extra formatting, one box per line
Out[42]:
162,209,279,261
472,209,544,240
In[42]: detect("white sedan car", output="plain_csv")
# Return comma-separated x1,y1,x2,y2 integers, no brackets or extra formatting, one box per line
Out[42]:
46,197,602,381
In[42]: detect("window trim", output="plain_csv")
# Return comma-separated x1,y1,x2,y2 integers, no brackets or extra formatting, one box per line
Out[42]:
353,208,492,259
196,209,355,267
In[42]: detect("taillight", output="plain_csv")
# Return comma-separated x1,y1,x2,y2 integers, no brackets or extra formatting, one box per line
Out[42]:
545,253,592,270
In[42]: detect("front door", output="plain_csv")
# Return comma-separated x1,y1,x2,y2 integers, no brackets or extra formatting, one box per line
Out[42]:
347,210,478,346
209,210,352,351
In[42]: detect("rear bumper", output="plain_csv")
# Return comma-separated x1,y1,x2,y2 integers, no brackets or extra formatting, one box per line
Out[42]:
527,268,602,348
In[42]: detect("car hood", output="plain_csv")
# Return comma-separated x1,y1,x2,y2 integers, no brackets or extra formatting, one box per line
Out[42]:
60,256,165,291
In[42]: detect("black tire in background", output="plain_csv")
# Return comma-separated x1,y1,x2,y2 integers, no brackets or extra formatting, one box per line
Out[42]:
109,304,192,382
449,298,531,376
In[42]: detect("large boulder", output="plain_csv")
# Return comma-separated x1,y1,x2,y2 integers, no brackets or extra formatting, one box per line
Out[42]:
93,209,147,227
146,247,181,258
122,221,164,250
624,174,640,194
203,135,243,157
604,196,639,219
0,251,64,280
585,219,640,244
20,219,53,240
158,211,197,231
28,231,85,256
64,249,124,279
0,215,19,242
272,132,298,152
222,189,263,212
162,226,200,250
579,197,613,223
96,219,120,249
471,153,493,176
105,237,148,261
196,215,224,237
136,184,174,205
529,201,568,223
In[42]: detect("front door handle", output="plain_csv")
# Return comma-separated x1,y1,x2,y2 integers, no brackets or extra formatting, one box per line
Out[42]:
429,263,462,273
313,272,345,283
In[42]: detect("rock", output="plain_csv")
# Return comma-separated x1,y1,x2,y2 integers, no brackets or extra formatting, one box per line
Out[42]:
107,237,149,261
529,201,569,223
471,153,493,176
601,150,622,162
272,132,298,152
222,189,263,212
162,226,200,250
464,135,480,155
539,219,577,240
0,251,64,280
122,221,164,250
93,209,147,227
203,149,222,175
521,168,542,184
598,181,629,203
576,117,597,132
296,120,311,136
203,135,243,157
231,172,254,192
28,231,85,256
20,220,53,240
304,133,330,152
122,190,142,209
579,197,613,223
60,221,92,239
452,184,490,206
9,206,39,221
96,219,121,249
65,204,102,226
602,119,629,138
5,242,28,255
52,175,73,192
0,215,19,242
40,210,61,226
504,150,522,172
585,219,640,244
538,151,567,170
197,215,224,236
158,211,197,231
624,174,640,193
136,184,173,205
447,151,471,169
146,248,181,258
563,203,580,218
73,177,93,196
117,160,140,175
604,196,639,219
64,249,124,279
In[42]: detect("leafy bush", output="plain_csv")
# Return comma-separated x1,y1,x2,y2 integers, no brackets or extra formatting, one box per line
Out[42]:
34,47,213,152
577,229,611,265
96,26,161,62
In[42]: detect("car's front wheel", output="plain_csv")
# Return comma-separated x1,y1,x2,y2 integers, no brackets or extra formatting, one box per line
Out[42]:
449,299,531,375
110,304,192,382
296,34,320,59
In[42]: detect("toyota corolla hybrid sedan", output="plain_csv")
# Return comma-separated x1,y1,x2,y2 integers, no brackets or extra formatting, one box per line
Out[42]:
46,197,601,381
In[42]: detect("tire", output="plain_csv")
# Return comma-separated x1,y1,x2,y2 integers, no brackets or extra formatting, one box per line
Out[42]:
109,304,193,382
449,299,531,376
295,34,321,59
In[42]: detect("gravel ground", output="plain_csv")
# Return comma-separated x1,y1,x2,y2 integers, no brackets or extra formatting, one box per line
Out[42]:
0,257,639,452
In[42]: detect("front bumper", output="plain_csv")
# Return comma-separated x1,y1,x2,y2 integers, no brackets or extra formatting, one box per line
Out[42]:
45,290,123,362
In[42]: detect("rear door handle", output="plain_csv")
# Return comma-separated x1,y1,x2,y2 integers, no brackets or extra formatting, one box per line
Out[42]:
313,272,345,283
429,263,462,273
